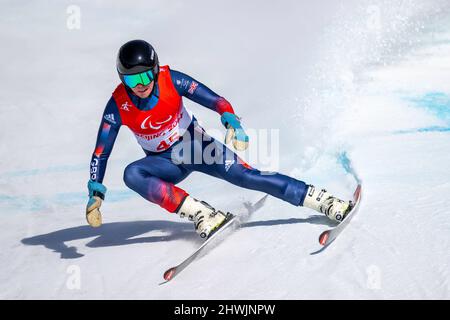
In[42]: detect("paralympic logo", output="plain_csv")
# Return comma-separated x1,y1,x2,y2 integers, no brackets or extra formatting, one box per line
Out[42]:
141,115,173,130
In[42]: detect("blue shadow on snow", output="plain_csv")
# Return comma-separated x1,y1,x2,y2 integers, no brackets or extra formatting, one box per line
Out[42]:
21,216,333,259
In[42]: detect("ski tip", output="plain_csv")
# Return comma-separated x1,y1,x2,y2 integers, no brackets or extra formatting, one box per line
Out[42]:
163,267,176,281
319,231,329,246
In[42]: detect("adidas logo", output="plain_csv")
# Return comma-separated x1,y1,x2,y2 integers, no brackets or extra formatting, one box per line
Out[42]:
225,159,235,172
104,113,116,124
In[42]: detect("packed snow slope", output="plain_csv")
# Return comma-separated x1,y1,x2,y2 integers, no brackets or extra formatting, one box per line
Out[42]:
0,0,449,299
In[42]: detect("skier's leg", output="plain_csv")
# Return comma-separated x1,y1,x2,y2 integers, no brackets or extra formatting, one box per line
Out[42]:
178,122,308,205
123,155,190,213
190,129,351,223
194,138,308,206
123,147,228,238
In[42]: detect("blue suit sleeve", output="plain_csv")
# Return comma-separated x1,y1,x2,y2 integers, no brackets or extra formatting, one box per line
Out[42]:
170,69,235,115
89,97,122,184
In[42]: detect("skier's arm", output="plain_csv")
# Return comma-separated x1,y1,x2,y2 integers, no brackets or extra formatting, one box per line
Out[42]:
170,69,248,150
170,69,235,115
89,98,121,184
86,98,121,227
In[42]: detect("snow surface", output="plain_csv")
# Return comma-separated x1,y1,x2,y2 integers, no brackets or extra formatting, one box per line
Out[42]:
0,0,449,299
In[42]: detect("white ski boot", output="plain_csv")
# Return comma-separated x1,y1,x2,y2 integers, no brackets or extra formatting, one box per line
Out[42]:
302,185,352,223
176,196,228,238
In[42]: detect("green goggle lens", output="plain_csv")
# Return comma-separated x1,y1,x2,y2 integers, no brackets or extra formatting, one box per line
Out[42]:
122,70,154,88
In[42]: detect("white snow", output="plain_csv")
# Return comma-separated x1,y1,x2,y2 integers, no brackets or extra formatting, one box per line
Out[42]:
0,0,449,299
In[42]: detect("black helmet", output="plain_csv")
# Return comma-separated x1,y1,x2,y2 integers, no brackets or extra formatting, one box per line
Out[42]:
116,40,159,82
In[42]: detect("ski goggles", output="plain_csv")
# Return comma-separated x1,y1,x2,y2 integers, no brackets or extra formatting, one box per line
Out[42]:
121,70,155,88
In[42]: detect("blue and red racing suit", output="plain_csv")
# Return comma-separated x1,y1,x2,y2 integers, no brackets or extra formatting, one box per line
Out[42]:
90,66,308,212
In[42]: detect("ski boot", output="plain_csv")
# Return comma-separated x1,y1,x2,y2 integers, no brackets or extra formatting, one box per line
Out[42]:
302,185,352,223
176,196,229,238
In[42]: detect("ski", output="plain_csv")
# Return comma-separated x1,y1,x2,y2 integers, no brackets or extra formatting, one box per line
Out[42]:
160,194,268,284
317,184,362,248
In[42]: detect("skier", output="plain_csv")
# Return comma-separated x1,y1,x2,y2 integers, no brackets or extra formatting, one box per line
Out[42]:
86,39,352,238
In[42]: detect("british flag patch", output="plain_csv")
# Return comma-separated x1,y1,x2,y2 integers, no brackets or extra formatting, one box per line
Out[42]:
188,81,198,94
